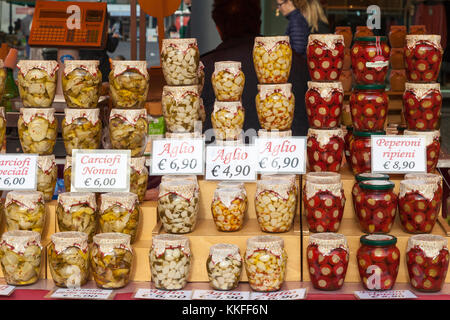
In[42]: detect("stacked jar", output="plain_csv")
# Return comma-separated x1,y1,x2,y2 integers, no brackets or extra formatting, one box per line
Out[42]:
389,26,407,91
335,27,353,92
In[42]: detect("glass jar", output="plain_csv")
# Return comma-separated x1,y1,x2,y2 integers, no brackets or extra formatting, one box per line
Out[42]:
404,129,440,172
334,26,352,48
307,128,344,172
64,156,72,192
56,192,97,241
109,108,148,157
305,81,343,129
165,132,202,139
91,233,133,289
404,173,443,204
37,155,57,202
162,85,200,133
403,83,441,131
350,131,385,175
0,230,42,285
405,35,443,82
389,26,407,48
18,108,57,155
307,34,345,81
211,187,246,232
406,234,449,292
207,244,242,291
344,126,354,167
197,61,205,95
257,129,292,138
255,179,296,232
16,60,58,107
5,191,46,235
352,173,390,211
160,174,198,187
0,107,5,146
399,179,441,233
307,233,349,290
244,236,287,292
62,60,102,108
158,180,199,234
390,69,406,92
109,60,149,108
351,37,390,84
48,231,89,288
350,85,388,131
149,234,191,290
62,108,102,155
211,101,245,141
212,61,245,101
0,60,6,101
161,38,199,86
357,234,400,291
130,156,148,203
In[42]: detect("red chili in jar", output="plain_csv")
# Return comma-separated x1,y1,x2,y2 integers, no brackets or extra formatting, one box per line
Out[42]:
305,81,343,129
349,131,385,175
307,128,344,172
350,85,388,131
357,234,400,291
352,173,390,215
405,35,443,82
404,130,440,172
307,34,345,81
406,234,449,292
344,126,354,168
307,233,349,290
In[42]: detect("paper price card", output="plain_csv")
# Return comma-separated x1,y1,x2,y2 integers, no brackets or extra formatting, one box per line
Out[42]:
0,154,38,190
192,290,250,300
371,136,426,174
205,145,257,181
50,288,115,300
71,150,130,192
255,137,306,174
134,289,192,300
249,288,307,300
0,285,15,296
354,290,417,300
150,138,204,175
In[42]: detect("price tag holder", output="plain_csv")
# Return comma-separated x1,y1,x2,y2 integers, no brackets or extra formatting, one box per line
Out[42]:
255,137,306,174
205,145,257,181
192,290,250,300
250,288,307,300
50,288,115,300
371,136,427,174
0,154,38,191
0,285,15,296
354,290,417,300
134,289,192,300
150,138,204,175
71,150,130,193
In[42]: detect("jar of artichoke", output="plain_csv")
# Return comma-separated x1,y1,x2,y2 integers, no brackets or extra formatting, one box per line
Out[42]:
130,156,148,203
5,191,46,235
37,154,57,201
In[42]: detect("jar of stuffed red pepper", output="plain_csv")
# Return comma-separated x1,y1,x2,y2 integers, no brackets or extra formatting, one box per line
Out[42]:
350,85,388,131
406,234,449,292
404,173,443,204
307,128,344,172
305,81,343,129
352,173,390,211
307,34,345,81
403,130,440,173
405,35,443,82
351,37,390,85
357,234,400,291
350,131,385,175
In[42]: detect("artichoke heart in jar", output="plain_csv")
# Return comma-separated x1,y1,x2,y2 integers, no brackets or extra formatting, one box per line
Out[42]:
211,187,247,232
37,155,57,201
211,100,245,141
5,191,46,235
207,244,242,291
130,156,148,203
161,38,199,86
162,85,200,133
212,61,245,101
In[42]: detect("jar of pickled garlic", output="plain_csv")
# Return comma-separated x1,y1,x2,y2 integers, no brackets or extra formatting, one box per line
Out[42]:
62,60,102,108
48,232,89,288
406,234,449,292
344,126,354,167
357,234,400,291
352,173,390,209
91,233,133,289
350,131,385,175
212,61,245,101
253,36,292,84
351,37,390,85
389,26,407,48
211,187,246,232
109,108,148,157
399,179,441,234
307,233,349,290
18,108,57,155
161,38,199,86
350,85,388,131
16,60,58,107
307,34,345,81
354,180,397,233
158,180,199,234
0,60,6,101
162,85,200,133
405,35,443,82
255,179,296,232
211,100,245,140
149,234,191,290
56,192,97,241
403,83,441,131
5,191,46,235
64,156,72,192
130,156,148,203
37,155,57,202
197,61,205,95
305,81,343,129
244,236,287,292
0,107,5,145
257,129,292,138
335,26,352,49
307,128,344,172
404,129,440,172
0,230,42,285
207,243,242,291
62,108,102,155
109,60,149,108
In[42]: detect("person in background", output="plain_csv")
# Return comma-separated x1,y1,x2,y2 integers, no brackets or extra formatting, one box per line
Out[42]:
294,0,330,34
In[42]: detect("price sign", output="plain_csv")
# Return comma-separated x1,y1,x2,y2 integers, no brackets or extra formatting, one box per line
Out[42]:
50,288,115,300
150,139,204,175
255,137,306,174
0,285,15,296
134,289,192,300
205,145,257,181
0,154,38,190
354,290,417,300
71,150,130,192
371,136,427,174
250,288,307,300
192,290,250,300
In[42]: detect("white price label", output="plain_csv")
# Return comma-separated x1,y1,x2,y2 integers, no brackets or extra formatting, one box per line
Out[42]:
50,288,114,300
150,139,204,175
71,150,130,192
134,289,192,300
371,136,427,173
205,145,257,181
192,290,250,300
255,137,306,174
354,290,417,300
250,288,307,300
0,154,37,190
0,285,15,296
